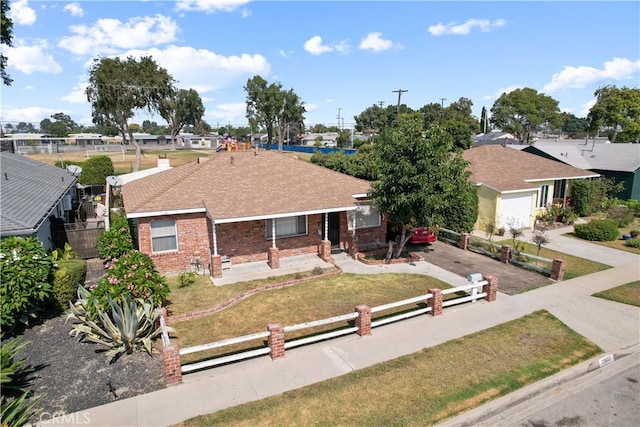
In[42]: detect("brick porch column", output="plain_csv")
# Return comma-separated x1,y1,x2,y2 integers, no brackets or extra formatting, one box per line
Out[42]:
163,344,182,386
500,245,512,264
355,305,371,336
347,235,358,258
319,239,332,261
428,288,443,316
268,247,280,269
267,323,285,360
550,259,567,281
482,276,498,302
459,233,470,250
210,254,223,278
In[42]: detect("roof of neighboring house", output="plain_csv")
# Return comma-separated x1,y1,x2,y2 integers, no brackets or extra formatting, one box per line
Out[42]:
122,151,372,222
472,131,518,146
524,140,640,173
462,145,600,193
0,152,77,235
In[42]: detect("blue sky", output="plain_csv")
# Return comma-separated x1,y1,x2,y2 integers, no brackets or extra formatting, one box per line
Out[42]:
2,0,639,131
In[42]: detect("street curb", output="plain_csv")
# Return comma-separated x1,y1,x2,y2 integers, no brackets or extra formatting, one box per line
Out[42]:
439,349,639,426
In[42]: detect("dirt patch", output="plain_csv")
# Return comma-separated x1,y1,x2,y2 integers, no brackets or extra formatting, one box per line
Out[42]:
410,240,554,295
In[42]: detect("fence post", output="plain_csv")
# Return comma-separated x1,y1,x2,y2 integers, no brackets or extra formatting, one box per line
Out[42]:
482,276,498,302
210,254,223,278
355,305,372,336
267,323,285,360
319,239,332,262
459,233,469,250
163,344,182,386
428,288,443,316
500,245,512,263
550,259,567,281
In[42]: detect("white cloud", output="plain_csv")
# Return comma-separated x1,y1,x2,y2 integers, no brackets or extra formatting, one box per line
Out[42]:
61,81,89,104
359,32,394,52
305,103,319,112
6,39,62,74
304,36,333,56
542,57,640,93
578,99,597,118
428,18,506,36
207,102,246,123
482,85,522,101
63,3,84,18
58,15,180,56
175,0,250,13
8,0,36,25
119,45,270,93
0,106,59,124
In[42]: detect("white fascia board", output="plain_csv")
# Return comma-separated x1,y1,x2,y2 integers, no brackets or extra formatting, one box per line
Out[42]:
126,208,206,219
524,173,601,183
351,193,370,198
500,188,538,195
210,206,358,224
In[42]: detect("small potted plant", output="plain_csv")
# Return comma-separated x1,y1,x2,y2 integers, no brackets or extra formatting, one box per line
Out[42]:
630,229,639,239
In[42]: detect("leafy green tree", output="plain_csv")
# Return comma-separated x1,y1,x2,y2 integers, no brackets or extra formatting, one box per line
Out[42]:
159,88,205,149
587,85,640,143
15,122,35,133
86,56,175,171
490,88,561,144
480,106,490,134
560,112,589,136
77,155,114,186
39,118,52,134
354,104,393,133
418,103,443,127
1,0,13,86
369,114,477,258
245,76,305,151
48,112,78,137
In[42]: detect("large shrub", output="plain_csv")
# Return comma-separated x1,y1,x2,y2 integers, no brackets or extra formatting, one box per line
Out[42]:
570,180,606,217
0,237,53,333
49,259,87,312
573,219,619,241
97,214,134,261
77,155,114,186
87,250,169,318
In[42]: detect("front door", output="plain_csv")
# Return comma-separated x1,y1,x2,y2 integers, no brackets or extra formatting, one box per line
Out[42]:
328,212,340,248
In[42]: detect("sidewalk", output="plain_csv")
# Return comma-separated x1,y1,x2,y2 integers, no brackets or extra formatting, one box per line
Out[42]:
45,233,639,427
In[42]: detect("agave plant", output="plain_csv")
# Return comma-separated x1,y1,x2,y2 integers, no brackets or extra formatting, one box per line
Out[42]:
67,286,175,362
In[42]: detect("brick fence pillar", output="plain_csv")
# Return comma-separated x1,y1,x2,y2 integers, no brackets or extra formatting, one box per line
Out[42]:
459,233,470,250
550,259,567,281
347,235,358,258
482,276,498,302
210,254,223,278
267,323,285,360
355,305,371,336
163,344,182,386
319,239,332,261
268,247,280,269
428,288,443,316
500,245,512,264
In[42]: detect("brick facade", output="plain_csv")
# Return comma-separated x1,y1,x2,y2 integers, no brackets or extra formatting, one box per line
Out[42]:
136,212,387,276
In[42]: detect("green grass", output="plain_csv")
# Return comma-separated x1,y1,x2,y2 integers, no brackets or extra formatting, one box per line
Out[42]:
592,281,640,307
175,310,602,427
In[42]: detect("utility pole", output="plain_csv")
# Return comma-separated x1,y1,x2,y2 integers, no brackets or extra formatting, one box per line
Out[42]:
377,101,385,109
439,98,447,121
392,89,408,118
336,107,342,131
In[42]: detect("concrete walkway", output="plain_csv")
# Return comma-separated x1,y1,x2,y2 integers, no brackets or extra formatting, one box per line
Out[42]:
45,228,640,427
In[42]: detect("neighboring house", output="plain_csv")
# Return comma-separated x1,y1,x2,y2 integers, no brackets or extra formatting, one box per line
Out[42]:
522,139,640,201
301,133,339,147
67,133,105,146
462,145,600,231
0,152,78,250
472,131,518,147
120,151,386,277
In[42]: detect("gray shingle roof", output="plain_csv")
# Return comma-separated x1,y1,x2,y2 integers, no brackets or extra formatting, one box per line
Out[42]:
527,141,640,172
0,152,78,235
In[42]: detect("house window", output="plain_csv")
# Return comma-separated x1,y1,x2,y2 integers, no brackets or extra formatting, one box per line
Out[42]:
553,179,567,199
150,219,177,252
348,204,381,230
266,216,307,238
538,185,550,208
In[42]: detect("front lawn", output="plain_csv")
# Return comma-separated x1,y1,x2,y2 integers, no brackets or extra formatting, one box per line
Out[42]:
565,217,640,255
592,281,640,307
177,310,602,427
166,272,454,364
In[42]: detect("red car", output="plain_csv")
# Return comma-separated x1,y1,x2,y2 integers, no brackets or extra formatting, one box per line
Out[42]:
409,227,437,244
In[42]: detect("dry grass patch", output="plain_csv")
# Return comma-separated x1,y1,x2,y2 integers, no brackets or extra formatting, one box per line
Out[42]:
176,310,602,426
168,273,452,364
592,280,640,307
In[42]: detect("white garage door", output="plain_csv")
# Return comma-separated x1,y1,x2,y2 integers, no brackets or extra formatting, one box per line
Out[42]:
499,193,534,230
